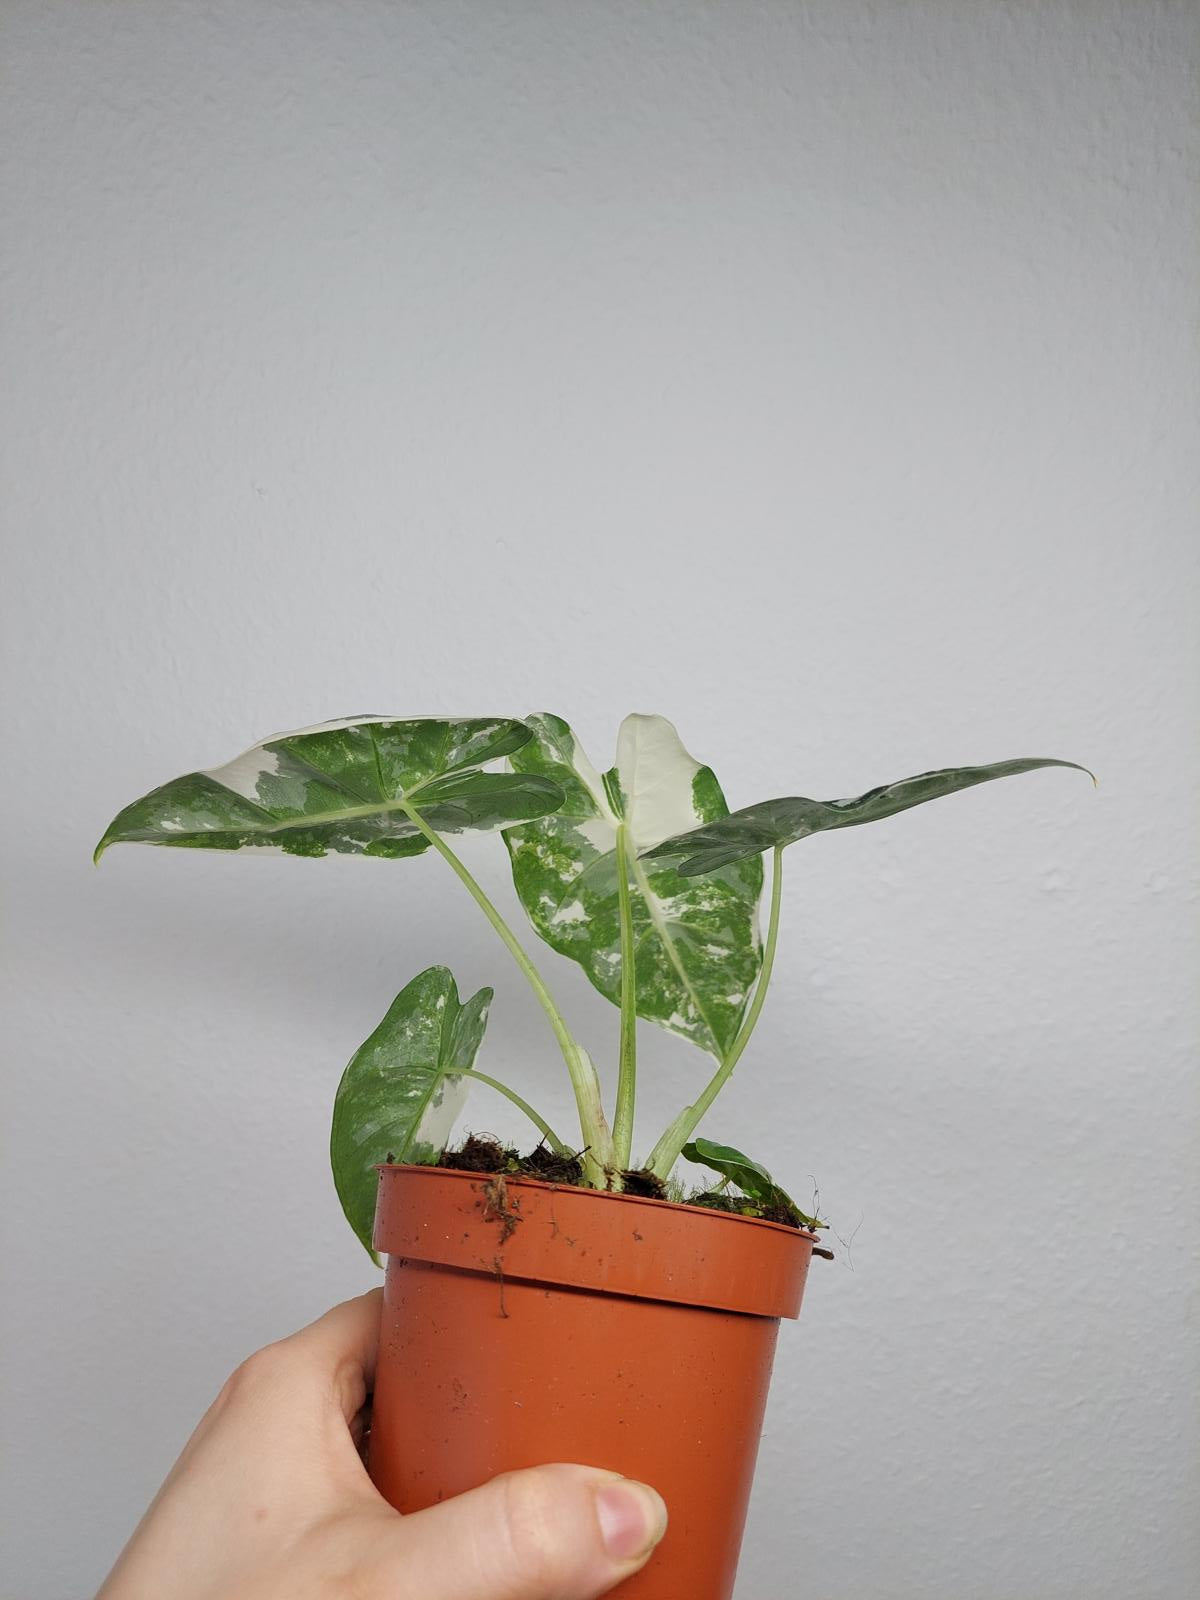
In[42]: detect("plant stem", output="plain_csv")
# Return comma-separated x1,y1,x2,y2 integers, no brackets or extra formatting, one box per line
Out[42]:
399,803,613,1182
610,823,639,1169
460,1069,571,1155
645,844,785,1179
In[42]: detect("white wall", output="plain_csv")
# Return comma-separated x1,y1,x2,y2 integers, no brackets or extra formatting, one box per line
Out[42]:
2,3,1196,1596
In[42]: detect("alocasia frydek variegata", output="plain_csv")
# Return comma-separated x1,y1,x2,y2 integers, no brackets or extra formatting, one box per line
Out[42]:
98,715,1091,1254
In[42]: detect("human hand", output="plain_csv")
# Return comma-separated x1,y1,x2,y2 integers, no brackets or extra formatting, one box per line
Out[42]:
97,1289,668,1600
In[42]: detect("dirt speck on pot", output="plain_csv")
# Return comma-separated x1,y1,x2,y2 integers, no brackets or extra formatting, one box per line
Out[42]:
480,1174,523,1243
491,1254,510,1318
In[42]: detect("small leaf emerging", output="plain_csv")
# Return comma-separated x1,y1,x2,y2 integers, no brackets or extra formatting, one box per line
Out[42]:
646,758,1094,875
331,966,492,1262
682,1137,822,1229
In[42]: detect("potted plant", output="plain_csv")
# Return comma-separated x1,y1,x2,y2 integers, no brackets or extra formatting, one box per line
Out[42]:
96,713,1089,1600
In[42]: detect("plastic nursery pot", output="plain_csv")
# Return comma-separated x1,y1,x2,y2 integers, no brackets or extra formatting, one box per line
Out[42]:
369,1164,817,1600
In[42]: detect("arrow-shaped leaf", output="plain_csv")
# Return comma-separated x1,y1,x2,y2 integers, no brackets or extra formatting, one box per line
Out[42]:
505,714,763,1060
331,966,492,1262
682,1137,821,1229
95,716,564,860
645,758,1094,875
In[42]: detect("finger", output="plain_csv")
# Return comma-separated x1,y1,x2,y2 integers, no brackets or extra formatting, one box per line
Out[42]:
278,1288,383,1423
368,1463,668,1600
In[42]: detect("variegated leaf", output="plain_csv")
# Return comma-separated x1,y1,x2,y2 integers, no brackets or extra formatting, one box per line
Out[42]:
330,966,491,1261
645,758,1094,875
505,714,763,1061
95,716,563,860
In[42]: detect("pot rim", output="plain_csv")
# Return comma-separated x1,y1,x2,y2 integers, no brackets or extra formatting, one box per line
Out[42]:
375,1161,819,1242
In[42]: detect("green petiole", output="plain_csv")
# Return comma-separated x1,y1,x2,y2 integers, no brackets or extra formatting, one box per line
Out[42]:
460,1069,571,1156
645,845,785,1179
610,822,639,1171
399,802,614,1184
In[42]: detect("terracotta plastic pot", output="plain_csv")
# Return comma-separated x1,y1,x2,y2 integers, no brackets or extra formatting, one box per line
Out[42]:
369,1164,816,1599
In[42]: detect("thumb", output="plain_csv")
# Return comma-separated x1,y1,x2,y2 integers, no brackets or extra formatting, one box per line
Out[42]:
371,1463,669,1600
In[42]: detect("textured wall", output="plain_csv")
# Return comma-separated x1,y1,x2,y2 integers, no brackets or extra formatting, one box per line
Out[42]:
2,3,1196,1597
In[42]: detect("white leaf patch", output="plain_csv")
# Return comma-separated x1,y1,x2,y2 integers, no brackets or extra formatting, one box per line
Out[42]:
506,713,763,1061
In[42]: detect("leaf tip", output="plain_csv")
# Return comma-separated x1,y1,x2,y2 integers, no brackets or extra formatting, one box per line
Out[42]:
1057,759,1098,789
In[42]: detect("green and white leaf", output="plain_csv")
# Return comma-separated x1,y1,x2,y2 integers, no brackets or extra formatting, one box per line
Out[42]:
505,714,763,1061
95,716,564,860
682,1137,821,1229
645,758,1094,875
330,966,492,1262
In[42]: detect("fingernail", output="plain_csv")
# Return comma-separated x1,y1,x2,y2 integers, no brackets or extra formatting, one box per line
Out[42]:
595,1480,668,1562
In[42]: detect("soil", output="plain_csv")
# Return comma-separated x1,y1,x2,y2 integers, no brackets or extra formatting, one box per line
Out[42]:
436,1134,584,1186
522,1143,586,1185
618,1167,668,1199
433,1136,822,1243
438,1133,522,1174
687,1190,800,1226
